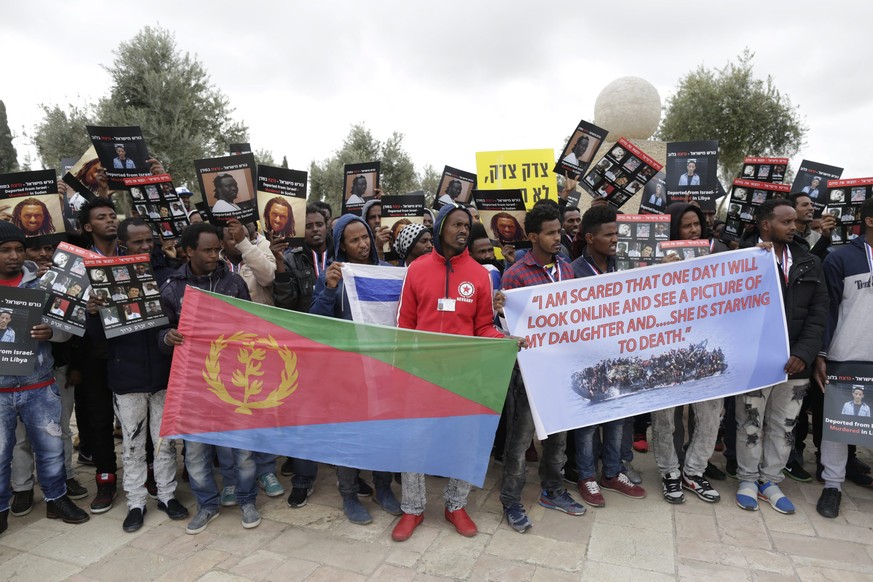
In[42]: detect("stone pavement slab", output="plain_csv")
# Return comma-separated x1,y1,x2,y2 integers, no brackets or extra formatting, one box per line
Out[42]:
2,437,873,580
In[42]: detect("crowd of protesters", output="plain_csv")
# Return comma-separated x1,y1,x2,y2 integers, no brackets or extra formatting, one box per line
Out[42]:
1,157,871,547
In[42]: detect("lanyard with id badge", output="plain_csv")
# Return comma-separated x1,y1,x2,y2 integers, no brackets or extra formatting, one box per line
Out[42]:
438,297,456,312
439,260,457,312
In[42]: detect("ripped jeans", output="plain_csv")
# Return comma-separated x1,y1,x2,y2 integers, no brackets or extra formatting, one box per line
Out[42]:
0,384,67,511
735,379,808,484
114,391,177,509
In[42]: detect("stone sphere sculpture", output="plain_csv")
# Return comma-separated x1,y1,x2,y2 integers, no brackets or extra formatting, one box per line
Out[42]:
593,77,661,140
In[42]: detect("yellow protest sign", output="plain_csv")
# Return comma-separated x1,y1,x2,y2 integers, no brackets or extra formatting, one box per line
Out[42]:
476,149,555,210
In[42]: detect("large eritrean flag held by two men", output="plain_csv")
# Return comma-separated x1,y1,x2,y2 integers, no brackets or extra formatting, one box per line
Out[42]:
160,288,518,486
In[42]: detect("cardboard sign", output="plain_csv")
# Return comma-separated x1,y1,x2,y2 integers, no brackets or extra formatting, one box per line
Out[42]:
581,138,662,210
824,177,873,245
0,286,46,375
127,174,190,240
434,166,477,209
194,153,258,225
554,119,609,180
84,254,170,338
0,169,65,246
257,165,308,246
477,149,555,210
666,141,719,210
342,161,381,216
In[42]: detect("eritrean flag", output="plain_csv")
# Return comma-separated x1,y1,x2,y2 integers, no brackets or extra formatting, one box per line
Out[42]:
160,287,518,486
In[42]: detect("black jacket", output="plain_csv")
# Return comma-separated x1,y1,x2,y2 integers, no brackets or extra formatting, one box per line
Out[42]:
107,327,171,395
781,241,829,379
273,243,332,312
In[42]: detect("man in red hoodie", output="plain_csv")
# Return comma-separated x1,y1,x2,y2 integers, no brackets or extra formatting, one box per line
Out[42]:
392,203,505,542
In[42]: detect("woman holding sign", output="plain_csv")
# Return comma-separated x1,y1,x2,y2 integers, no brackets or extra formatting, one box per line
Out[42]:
650,203,728,507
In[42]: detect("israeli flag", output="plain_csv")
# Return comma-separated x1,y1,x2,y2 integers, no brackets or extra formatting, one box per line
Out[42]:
341,264,407,327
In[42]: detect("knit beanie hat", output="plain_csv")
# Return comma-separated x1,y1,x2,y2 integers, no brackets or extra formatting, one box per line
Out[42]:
392,223,429,259
0,220,26,247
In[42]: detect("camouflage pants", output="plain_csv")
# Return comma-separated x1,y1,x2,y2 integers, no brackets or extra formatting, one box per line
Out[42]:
736,379,808,484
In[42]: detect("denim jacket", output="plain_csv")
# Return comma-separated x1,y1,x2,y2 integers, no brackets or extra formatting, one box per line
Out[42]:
0,262,72,389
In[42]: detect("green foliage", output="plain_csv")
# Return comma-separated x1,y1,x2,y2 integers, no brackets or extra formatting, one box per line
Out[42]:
418,164,441,207
657,49,807,185
81,25,245,189
0,101,18,173
253,148,276,167
31,102,95,170
309,124,423,214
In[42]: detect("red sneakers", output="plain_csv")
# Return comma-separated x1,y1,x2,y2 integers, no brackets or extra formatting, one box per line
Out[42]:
600,473,646,499
391,512,423,542
444,507,477,537
632,434,649,453
577,477,606,507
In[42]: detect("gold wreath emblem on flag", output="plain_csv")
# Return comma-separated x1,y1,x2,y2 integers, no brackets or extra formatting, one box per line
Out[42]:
202,332,298,415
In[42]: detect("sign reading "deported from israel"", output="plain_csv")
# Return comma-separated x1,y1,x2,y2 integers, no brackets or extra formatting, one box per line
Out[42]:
502,248,790,438
822,362,873,447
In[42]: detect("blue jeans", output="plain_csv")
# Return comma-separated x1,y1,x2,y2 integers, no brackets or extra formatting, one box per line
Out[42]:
0,384,67,511
217,446,235,488
621,418,633,463
289,458,317,489
575,419,623,480
217,447,268,486
499,367,566,507
185,442,257,510
254,452,277,478
337,466,392,500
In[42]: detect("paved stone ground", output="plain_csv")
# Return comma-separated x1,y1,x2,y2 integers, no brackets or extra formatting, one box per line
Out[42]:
3,437,873,581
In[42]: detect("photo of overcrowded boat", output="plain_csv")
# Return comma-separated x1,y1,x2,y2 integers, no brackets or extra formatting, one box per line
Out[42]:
571,340,728,402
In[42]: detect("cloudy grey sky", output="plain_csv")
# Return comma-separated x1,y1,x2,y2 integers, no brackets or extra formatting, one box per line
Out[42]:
3,1,872,181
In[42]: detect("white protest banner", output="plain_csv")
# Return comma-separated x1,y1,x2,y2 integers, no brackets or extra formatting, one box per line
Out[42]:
502,248,790,438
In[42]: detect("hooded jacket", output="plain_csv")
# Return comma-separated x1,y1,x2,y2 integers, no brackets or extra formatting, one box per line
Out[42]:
309,214,388,320
361,199,382,224
666,203,729,253
158,260,251,354
0,261,72,389
397,204,503,338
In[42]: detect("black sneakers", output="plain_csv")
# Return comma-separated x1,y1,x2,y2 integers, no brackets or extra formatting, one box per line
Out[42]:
66,478,89,500
46,495,89,524
704,462,726,481
90,476,117,514
662,471,685,504
682,472,721,503
816,487,842,518
287,486,314,508
158,498,190,520
10,489,33,516
123,507,146,532
782,459,813,482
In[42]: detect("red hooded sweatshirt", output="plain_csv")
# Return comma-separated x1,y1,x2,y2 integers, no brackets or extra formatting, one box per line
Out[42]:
397,205,503,338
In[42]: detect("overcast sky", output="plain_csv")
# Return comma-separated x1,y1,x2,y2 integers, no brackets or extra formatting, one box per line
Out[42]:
3,1,873,183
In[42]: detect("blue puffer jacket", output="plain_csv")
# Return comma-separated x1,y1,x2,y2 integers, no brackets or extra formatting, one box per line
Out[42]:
0,262,72,389
157,260,251,354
